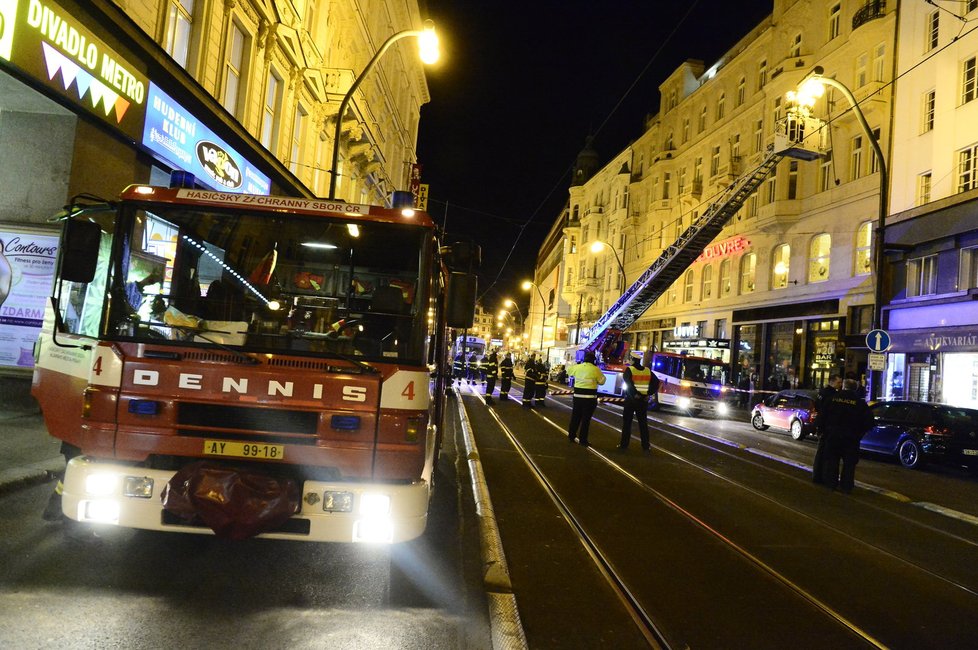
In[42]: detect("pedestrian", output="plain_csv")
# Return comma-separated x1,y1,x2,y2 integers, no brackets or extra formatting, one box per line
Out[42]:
530,358,547,407
522,354,538,408
467,351,478,384
812,373,842,484
618,350,659,452
483,349,499,405
567,351,607,447
819,378,874,493
499,352,514,400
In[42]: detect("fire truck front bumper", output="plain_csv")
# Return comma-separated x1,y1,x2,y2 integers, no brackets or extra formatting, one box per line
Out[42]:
61,456,430,544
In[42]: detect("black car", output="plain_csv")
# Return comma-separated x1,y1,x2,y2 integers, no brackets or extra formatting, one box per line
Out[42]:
750,389,820,440
862,400,978,470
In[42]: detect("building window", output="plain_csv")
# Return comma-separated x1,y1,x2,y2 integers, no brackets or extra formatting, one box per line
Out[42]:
737,77,746,107
290,106,306,175
922,89,936,133
684,270,695,303
907,255,938,297
873,43,886,82
753,118,764,153
771,244,790,289
261,70,282,150
740,254,757,294
855,221,872,276
313,133,326,195
959,246,978,290
819,149,834,191
164,0,194,68
856,53,868,88
693,157,703,182
569,235,577,254
715,318,728,339
850,135,864,181
962,57,977,105
716,93,726,121
765,176,776,204
970,0,978,14
222,21,245,115
746,193,758,218
828,3,841,40
870,128,881,174
710,146,721,177
702,264,714,300
719,259,732,297
917,172,932,205
682,118,690,143
678,167,687,195
787,161,799,200
808,234,831,283
958,144,978,193
773,96,783,124
663,172,671,199
698,105,708,132
926,10,939,53
758,59,767,91
789,33,801,58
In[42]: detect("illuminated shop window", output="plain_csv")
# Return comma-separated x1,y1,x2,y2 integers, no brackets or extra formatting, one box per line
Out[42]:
855,222,872,276
771,244,790,289
719,259,732,296
740,253,756,294
701,264,713,300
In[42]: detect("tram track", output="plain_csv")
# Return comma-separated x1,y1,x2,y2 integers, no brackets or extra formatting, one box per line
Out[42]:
459,378,978,645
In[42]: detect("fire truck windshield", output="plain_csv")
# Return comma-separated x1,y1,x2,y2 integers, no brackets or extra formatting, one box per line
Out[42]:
680,357,726,385
81,203,430,363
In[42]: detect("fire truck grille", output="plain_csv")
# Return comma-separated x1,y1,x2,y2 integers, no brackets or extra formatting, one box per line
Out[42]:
177,402,319,436
692,386,720,400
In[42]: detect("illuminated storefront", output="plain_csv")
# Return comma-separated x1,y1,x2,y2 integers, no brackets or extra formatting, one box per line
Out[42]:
0,0,291,372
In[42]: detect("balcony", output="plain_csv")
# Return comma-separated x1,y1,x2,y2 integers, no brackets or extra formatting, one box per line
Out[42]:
852,1,886,31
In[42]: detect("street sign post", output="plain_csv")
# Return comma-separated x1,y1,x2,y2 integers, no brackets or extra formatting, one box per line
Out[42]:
866,329,891,353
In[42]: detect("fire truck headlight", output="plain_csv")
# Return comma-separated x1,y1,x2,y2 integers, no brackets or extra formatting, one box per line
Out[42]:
677,397,692,409
359,493,391,516
82,499,120,523
717,402,730,417
85,472,119,496
123,476,155,498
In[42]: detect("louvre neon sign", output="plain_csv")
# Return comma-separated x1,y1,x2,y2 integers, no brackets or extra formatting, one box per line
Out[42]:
695,236,750,263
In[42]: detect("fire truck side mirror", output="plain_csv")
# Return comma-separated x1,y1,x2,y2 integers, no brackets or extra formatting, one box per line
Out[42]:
445,272,477,329
60,219,102,283
440,241,481,273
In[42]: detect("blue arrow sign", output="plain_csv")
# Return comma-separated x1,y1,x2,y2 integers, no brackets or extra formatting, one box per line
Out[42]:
866,329,891,352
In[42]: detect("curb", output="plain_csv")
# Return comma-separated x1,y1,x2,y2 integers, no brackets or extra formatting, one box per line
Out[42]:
0,457,64,496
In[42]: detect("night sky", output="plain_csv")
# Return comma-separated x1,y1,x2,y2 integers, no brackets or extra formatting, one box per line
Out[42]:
416,0,773,315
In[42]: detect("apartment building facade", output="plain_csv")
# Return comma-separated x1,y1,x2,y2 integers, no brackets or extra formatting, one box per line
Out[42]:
557,0,894,393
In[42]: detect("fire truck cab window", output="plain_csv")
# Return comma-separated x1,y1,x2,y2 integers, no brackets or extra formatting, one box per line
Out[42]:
102,203,428,363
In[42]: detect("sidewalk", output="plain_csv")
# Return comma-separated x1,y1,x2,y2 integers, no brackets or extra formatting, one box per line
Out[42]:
0,374,64,494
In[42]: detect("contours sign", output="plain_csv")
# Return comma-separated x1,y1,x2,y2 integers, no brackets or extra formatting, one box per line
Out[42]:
0,228,59,369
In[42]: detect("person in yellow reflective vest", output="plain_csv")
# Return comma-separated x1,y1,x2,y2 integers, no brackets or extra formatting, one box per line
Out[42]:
567,351,607,447
619,350,659,452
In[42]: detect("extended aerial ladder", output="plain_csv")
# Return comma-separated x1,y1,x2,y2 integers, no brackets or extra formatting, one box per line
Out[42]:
580,112,825,364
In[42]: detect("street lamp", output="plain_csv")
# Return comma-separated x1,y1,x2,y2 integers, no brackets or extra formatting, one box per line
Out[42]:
522,280,547,353
590,240,626,287
791,65,888,399
327,21,439,200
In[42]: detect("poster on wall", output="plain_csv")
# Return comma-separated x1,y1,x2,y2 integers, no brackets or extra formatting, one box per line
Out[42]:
0,227,59,370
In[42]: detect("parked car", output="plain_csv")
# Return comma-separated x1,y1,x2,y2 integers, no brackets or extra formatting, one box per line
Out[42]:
750,389,820,440
861,400,978,471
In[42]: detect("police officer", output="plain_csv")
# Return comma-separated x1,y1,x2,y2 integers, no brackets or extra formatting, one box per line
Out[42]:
619,350,659,452
567,351,607,446
483,350,499,404
818,378,874,493
812,374,842,484
499,352,514,400
522,354,538,408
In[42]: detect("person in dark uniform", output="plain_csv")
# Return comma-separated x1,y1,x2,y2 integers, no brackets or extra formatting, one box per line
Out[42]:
522,354,538,407
567,351,606,447
618,350,659,452
499,352,514,400
819,378,874,493
812,374,841,484
530,358,547,407
467,352,478,384
452,352,465,384
483,350,499,405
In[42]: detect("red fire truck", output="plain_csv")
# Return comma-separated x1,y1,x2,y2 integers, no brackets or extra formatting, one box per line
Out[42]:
32,183,477,543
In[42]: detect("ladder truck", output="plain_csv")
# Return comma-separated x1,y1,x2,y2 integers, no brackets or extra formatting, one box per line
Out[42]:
578,111,825,414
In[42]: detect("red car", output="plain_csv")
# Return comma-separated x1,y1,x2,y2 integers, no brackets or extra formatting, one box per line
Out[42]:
750,389,820,440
